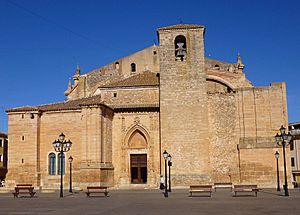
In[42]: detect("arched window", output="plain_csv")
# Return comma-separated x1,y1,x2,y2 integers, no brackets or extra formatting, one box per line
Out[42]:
214,65,220,70
131,63,136,72
57,153,65,175
174,35,187,61
48,153,56,175
115,62,120,70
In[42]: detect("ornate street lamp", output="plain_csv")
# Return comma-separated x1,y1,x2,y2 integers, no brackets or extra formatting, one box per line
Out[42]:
68,156,73,193
52,133,72,198
167,154,172,192
275,151,280,191
163,150,168,198
275,126,292,196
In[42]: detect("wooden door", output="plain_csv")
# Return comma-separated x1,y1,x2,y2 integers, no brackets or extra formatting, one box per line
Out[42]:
130,154,147,184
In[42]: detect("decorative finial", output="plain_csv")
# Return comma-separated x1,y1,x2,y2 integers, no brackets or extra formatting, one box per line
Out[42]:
68,78,72,89
236,53,244,70
76,64,80,76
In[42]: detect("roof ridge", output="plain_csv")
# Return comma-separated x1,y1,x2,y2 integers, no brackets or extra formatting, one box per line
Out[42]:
100,71,159,88
157,24,204,31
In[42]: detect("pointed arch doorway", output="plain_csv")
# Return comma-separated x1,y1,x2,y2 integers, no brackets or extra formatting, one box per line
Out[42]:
128,130,148,184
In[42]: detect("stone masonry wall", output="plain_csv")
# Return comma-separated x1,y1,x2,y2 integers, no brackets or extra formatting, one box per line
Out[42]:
6,112,40,187
101,88,158,106
158,27,210,185
112,112,160,188
208,93,240,183
39,110,83,189
236,83,291,187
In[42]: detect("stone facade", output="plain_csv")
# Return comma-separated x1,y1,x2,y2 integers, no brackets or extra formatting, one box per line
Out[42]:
5,24,290,189
289,122,300,185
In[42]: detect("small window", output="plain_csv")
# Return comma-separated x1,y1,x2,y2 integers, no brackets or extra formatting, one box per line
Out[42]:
131,63,136,72
214,65,220,70
153,51,157,55
113,93,117,98
0,154,2,162
21,114,24,119
290,142,294,151
30,113,34,119
115,62,120,70
0,139,3,147
48,153,56,175
22,136,25,141
291,157,295,167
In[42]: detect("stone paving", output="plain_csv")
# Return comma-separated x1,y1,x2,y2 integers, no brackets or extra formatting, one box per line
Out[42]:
0,188,300,214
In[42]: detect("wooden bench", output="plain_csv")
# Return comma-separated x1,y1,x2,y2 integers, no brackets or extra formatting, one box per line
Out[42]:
233,185,259,197
189,185,213,197
86,186,109,197
214,182,233,192
13,184,36,198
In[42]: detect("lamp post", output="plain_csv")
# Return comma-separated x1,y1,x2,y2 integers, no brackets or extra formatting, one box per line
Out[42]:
52,133,72,198
275,151,280,192
163,150,168,198
275,125,292,196
68,156,73,193
168,154,172,192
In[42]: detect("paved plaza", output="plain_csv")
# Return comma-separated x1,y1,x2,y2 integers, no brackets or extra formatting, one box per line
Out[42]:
0,188,300,214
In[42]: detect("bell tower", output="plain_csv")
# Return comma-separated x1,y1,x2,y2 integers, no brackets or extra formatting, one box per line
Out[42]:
157,24,210,185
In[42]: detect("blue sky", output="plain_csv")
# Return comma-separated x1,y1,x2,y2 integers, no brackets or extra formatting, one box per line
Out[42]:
0,0,300,132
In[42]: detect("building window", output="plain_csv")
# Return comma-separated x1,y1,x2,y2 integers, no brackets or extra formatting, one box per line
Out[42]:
113,92,117,98
153,51,157,55
291,157,295,167
174,35,186,61
115,62,120,70
290,142,294,151
0,139,2,147
131,63,136,72
214,65,220,70
57,153,65,175
0,154,3,162
48,153,56,175
22,136,25,141
21,114,24,119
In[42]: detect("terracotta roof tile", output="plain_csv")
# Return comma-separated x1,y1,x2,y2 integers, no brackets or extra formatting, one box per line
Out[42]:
100,71,159,88
6,95,108,113
110,103,159,109
5,106,39,112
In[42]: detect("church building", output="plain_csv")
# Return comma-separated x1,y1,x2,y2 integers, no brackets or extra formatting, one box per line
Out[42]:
6,24,290,189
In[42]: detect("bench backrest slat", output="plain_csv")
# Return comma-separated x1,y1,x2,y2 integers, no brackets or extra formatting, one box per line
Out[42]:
214,183,232,186
87,186,108,189
16,184,33,187
234,185,257,188
190,185,212,187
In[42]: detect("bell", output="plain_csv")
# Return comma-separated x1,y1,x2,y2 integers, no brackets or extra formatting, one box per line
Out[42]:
176,42,186,61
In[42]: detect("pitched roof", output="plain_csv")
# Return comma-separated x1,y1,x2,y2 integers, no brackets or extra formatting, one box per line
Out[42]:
157,24,204,31
100,71,159,88
6,95,109,113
